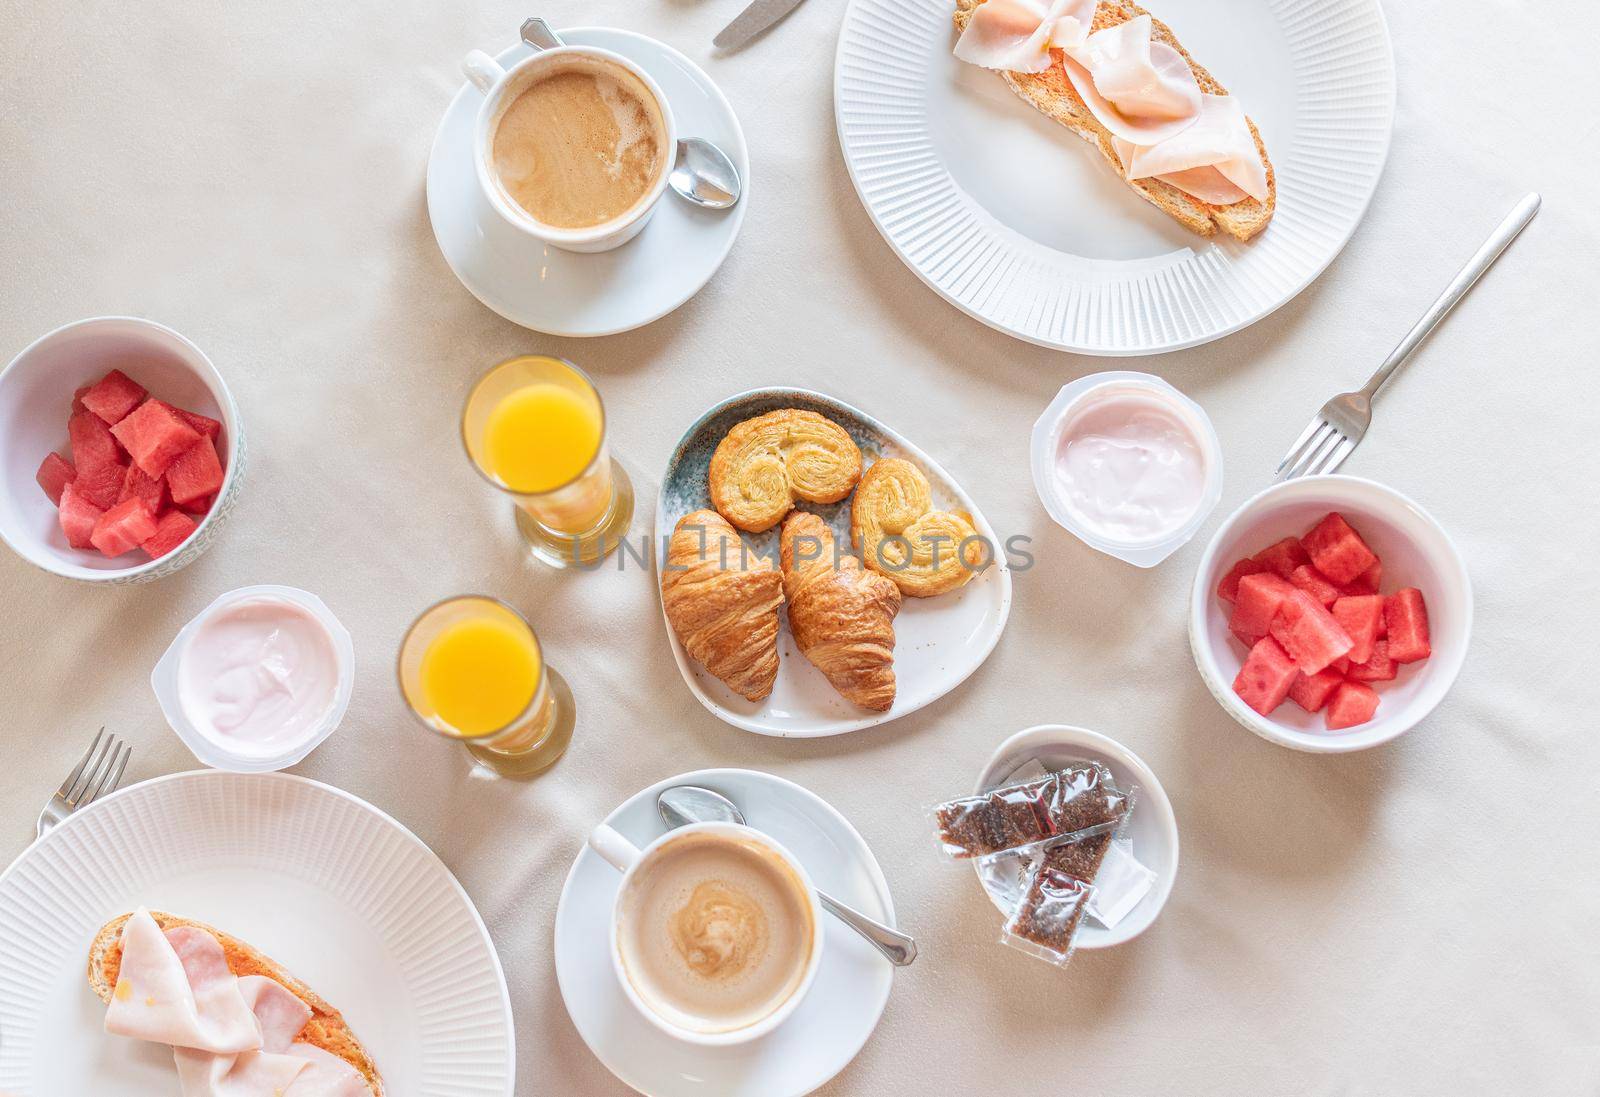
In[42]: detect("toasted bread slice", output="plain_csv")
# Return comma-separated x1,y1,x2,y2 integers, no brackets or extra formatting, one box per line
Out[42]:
88,911,383,1095
953,0,1275,240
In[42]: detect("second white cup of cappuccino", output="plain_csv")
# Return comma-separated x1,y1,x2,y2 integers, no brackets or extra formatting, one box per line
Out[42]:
462,43,677,253
588,820,825,1045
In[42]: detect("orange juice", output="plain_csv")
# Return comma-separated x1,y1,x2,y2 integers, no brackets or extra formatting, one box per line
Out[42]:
484,383,602,494
418,616,542,737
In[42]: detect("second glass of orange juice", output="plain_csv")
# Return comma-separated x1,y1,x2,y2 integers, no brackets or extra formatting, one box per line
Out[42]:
462,355,634,567
397,596,574,777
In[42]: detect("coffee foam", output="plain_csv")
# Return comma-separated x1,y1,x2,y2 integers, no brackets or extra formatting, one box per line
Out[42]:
487,56,666,231
617,832,815,1035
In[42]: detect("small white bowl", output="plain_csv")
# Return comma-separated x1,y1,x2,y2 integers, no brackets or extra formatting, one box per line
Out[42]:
151,585,355,773
0,316,245,583
1190,475,1472,753
974,724,1179,949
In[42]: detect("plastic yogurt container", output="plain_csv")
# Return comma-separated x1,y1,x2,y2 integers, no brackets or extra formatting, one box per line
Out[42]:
152,584,355,772
1030,372,1223,568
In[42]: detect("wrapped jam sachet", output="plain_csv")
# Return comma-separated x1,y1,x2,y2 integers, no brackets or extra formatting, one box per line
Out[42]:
1000,862,1094,968
931,761,1130,861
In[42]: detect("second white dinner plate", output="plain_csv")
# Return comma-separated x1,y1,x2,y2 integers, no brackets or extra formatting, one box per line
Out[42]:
834,0,1395,355
0,770,514,1095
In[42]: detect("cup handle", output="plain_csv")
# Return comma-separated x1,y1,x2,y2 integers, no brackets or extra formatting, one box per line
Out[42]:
462,49,506,94
588,823,642,874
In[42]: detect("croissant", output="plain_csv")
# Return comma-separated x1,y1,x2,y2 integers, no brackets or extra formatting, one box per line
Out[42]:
779,511,901,711
661,509,784,702
708,409,862,533
851,458,986,597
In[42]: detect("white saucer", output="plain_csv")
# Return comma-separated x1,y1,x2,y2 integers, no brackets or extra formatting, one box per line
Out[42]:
554,769,896,1096
426,29,749,336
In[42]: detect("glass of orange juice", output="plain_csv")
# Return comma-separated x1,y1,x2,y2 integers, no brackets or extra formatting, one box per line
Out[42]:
462,355,634,568
396,596,575,777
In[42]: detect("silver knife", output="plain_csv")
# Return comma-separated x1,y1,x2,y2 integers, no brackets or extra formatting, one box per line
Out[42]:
715,0,811,49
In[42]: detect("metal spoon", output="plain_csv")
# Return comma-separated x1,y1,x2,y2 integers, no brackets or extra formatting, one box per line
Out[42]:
519,19,743,210
657,785,917,966
668,139,742,209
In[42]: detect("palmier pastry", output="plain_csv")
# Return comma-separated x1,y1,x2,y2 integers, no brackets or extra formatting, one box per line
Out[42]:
779,511,901,711
660,509,784,701
851,458,985,597
708,409,862,533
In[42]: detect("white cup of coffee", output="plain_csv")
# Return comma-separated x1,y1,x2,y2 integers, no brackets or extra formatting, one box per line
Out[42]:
462,45,677,253
587,820,825,1046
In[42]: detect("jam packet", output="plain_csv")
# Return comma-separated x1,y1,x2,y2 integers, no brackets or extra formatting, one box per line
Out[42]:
931,761,1131,861
1001,861,1095,967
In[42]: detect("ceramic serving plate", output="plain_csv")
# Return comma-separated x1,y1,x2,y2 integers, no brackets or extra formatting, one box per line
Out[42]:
834,0,1395,355
655,388,1012,736
0,771,515,1095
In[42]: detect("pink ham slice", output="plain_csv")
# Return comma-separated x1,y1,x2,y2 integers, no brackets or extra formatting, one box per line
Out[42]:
1115,94,1269,203
105,911,371,1096
104,909,260,1054
954,0,1095,72
1061,16,1202,144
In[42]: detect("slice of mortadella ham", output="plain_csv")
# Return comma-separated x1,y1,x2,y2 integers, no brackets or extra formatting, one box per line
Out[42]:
104,909,261,1054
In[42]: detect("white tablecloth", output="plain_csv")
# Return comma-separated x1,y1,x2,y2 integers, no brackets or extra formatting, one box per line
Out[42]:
3,0,1596,1093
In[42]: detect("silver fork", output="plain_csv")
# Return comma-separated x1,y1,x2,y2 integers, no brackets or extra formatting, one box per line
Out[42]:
1276,192,1541,480
36,727,131,839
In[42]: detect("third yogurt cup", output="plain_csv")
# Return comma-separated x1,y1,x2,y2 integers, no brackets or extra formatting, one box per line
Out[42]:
1030,371,1223,567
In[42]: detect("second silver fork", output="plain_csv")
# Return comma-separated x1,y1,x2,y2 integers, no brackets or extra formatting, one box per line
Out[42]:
1277,193,1541,480
36,727,131,839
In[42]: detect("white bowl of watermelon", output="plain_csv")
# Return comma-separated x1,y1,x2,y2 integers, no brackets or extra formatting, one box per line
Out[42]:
1189,475,1471,753
0,316,243,583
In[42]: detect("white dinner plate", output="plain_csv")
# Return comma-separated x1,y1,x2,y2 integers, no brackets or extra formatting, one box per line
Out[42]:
834,0,1395,355
655,388,1012,737
0,770,514,1096
427,28,749,336
554,768,896,1097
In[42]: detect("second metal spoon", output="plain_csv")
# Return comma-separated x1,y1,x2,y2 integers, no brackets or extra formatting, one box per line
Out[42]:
657,785,917,967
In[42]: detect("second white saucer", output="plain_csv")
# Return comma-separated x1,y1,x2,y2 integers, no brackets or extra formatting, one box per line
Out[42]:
426,29,749,336
554,768,896,1097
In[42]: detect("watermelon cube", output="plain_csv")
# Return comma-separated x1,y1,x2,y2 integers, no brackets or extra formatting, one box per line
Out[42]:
79,369,148,425
69,408,123,470
1252,537,1310,579
57,482,104,549
165,437,223,505
1342,558,1382,596
1345,639,1398,682
141,510,198,559
35,452,76,505
1385,588,1430,663
1217,557,1264,603
89,497,159,557
1269,589,1354,675
1288,665,1345,713
111,399,201,478
118,462,169,513
1325,681,1380,730
1229,572,1297,645
1301,512,1378,585
72,457,126,510
179,493,214,517
71,385,92,412
1331,656,1351,676
1233,636,1298,715
172,406,222,440
1331,594,1384,665
1289,564,1342,607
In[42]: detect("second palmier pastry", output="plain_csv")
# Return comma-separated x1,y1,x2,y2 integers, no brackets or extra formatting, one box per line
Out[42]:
851,458,985,597
708,409,862,533
779,511,901,711
660,509,785,701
